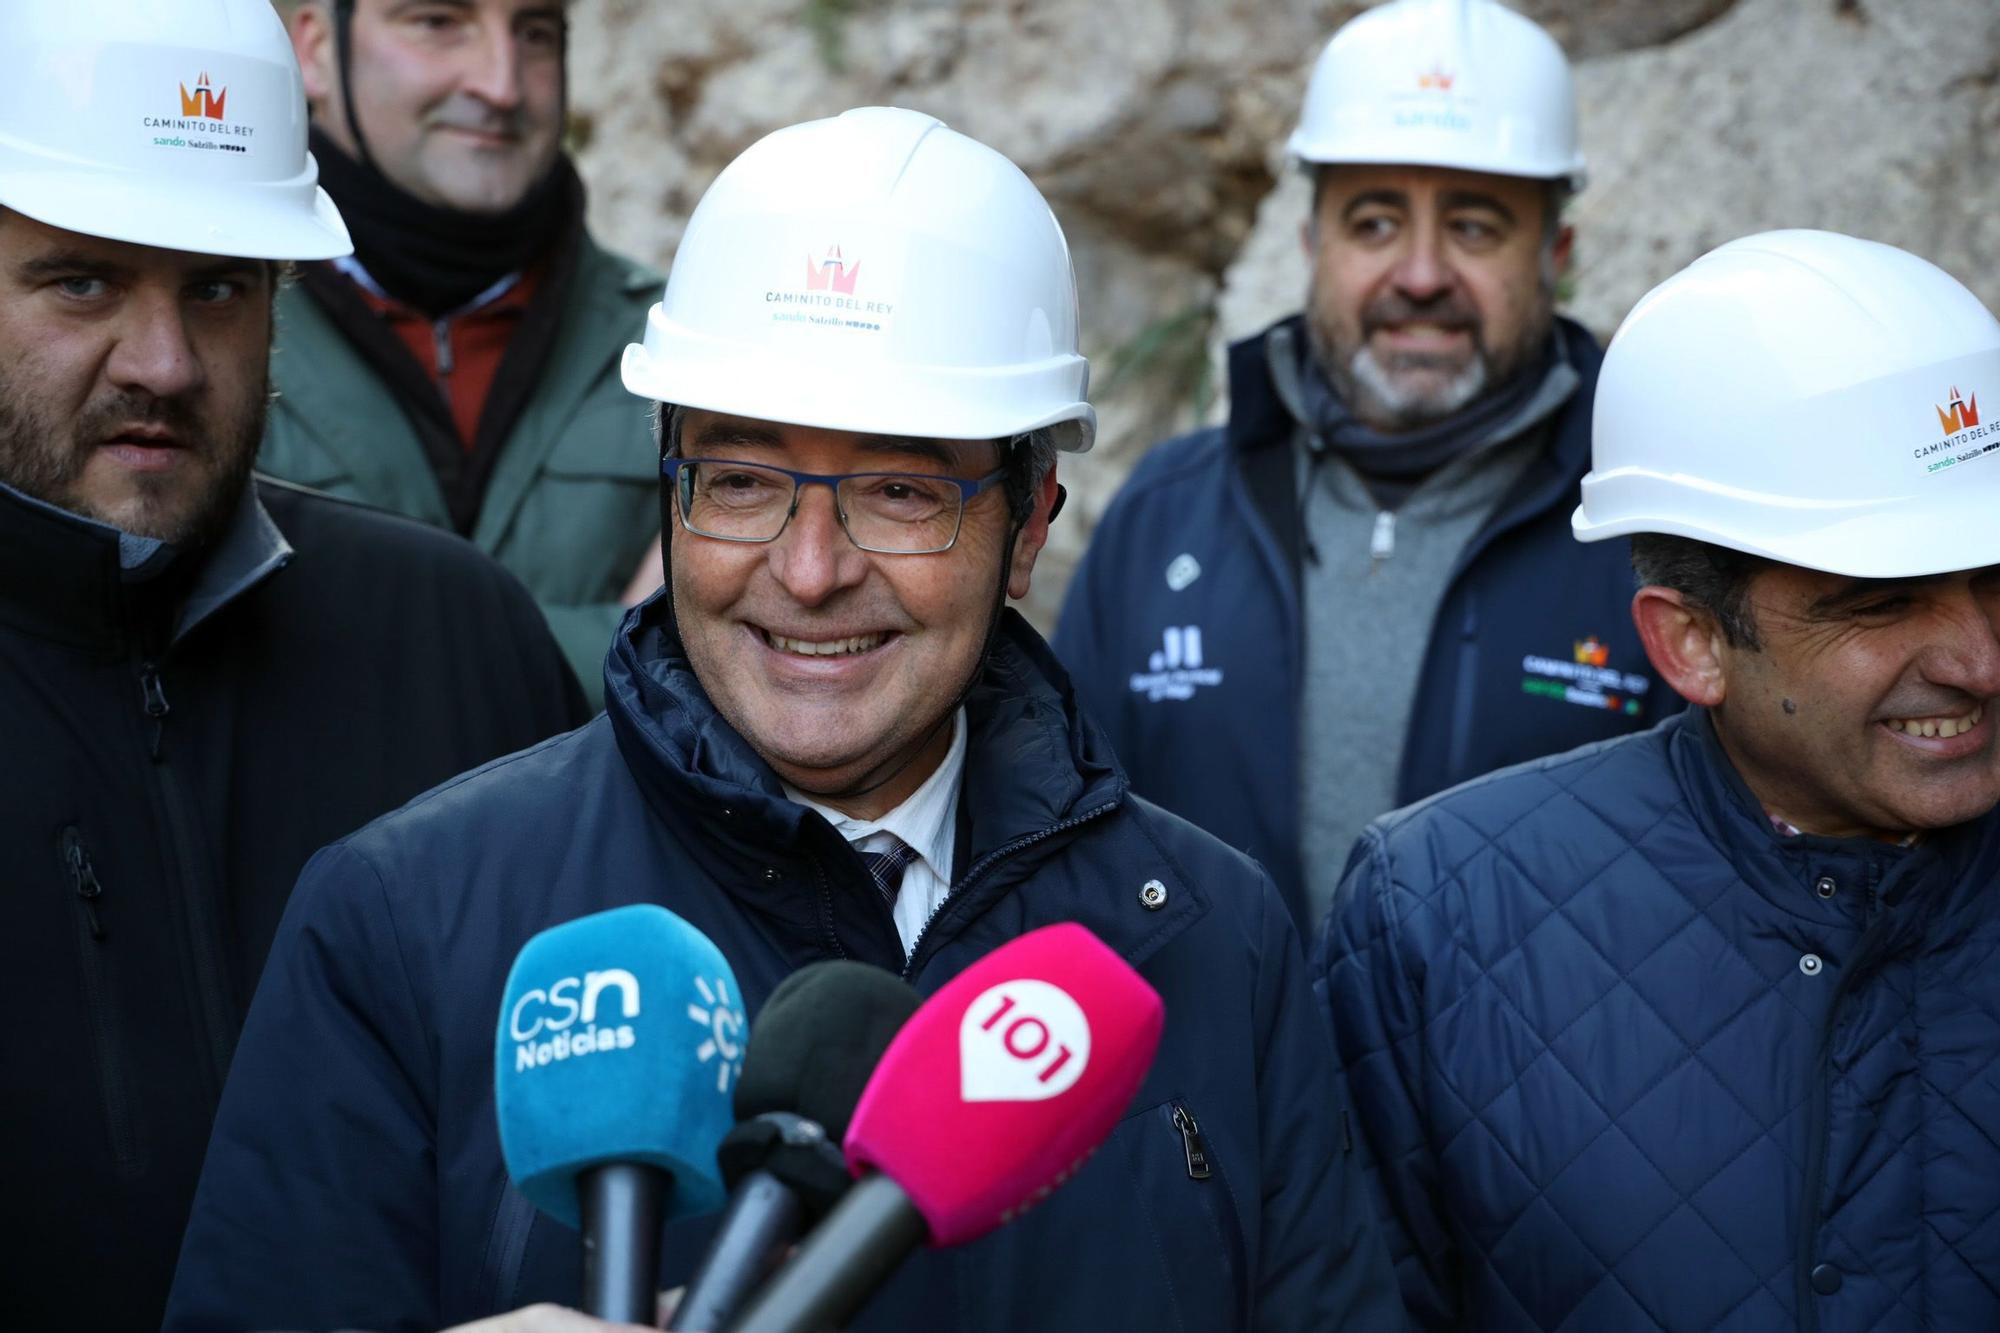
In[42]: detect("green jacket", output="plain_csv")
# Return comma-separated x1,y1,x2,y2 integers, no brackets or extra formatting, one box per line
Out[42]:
259,235,661,705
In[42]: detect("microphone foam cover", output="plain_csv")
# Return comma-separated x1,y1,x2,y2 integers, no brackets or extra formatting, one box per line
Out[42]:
495,904,744,1228
733,960,922,1142
843,923,1164,1246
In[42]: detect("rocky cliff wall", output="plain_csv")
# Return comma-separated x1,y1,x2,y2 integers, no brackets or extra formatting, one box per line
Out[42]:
568,0,2000,628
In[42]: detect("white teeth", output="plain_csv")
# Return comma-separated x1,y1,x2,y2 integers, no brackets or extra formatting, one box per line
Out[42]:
1887,704,1984,738
766,631,884,657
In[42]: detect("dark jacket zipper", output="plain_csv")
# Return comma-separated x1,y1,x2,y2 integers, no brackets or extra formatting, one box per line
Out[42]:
1172,1101,1213,1180
138,661,239,1091
901,802,1121,982
60,827,140,1168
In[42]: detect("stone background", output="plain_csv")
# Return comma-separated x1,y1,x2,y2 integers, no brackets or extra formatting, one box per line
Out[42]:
566,0,2000,629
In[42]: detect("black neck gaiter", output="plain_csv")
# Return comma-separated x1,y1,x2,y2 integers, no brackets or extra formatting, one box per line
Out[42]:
310,126,580,317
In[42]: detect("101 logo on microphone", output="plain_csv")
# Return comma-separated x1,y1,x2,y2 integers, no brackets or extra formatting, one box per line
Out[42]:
960,980,1091,1102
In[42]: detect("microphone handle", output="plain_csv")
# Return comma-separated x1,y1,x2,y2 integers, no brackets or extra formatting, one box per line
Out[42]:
726,1173,927,1333
580,1162,669,1323
666,1170,807,1330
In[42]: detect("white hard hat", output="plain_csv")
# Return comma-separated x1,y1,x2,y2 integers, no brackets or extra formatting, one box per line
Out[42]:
1288,0,1585,191
622,107,1095,452
1574,230,2000,579
0,0,350,261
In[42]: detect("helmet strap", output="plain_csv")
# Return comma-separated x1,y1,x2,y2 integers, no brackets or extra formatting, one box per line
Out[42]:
330,0,381,175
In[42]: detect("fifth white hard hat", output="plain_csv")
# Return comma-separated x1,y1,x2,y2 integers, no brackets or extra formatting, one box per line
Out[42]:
621,107,1096,453
0,0,350,261
1288,0,1586,190
1574,230,2000,579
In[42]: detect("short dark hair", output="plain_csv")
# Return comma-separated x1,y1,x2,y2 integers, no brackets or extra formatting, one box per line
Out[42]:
1630,533,1771,649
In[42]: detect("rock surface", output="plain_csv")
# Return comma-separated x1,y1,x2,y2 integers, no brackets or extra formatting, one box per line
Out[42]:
569,0,2000,629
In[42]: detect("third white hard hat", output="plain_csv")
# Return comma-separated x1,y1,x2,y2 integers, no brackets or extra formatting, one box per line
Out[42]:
622,107,1095,452
1574,230,2000,579
0,0,349,261
1288,0,1585,190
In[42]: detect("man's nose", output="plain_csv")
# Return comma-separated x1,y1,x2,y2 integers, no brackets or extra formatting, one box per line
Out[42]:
1387,221,1454,303
768,484,868,605
1926,586,2000,700
461,24,524,109
104,289,203,401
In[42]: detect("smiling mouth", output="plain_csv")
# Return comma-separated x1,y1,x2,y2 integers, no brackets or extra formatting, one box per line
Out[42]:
759,629,889,657
1884,704,1984,738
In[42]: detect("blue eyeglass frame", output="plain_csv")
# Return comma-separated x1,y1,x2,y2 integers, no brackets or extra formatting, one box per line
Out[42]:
659,457,1010,553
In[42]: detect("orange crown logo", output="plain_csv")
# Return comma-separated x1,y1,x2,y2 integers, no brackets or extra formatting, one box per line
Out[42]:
804,245,861,296
179,72,227,121
1573,636,1610,667
1417,65,1456,91
1938,386,1981,437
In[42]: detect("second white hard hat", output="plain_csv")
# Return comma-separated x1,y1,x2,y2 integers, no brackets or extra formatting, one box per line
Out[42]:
622,107,1095,453
0,0,350,261
1574,229,2000,579
1288,0,1585,190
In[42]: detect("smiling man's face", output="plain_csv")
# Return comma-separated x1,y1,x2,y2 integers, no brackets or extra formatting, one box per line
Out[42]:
294,0,566,213
667,410,1055,816
1709,564,2000,838
1304,163,1563,432
0,211,271,544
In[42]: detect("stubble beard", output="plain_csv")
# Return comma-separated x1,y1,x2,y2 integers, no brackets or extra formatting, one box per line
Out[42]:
0,375,267,548
1306,276,1557,434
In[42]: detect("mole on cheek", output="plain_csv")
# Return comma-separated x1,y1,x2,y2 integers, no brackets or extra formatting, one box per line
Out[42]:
1782,698,1798,715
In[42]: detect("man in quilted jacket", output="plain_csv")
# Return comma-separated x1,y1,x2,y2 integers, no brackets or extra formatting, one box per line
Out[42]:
1318,229,2000,1332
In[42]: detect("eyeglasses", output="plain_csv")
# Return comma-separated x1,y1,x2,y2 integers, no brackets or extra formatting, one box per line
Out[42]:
661,457,1009,554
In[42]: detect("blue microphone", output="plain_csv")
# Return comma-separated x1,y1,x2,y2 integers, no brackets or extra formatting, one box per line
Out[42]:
495,903,746,1322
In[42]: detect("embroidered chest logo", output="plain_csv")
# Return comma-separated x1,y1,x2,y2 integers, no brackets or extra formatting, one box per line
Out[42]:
1520,635,1650,716
1129,625,1224,703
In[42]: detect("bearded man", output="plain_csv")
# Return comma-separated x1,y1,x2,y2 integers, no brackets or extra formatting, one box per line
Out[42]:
1055,0,1673,929
0,4,585,1327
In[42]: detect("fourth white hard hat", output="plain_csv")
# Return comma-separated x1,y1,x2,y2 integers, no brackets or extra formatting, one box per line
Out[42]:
0,0,349,261
622,107,1095,453
1287,0,1585,190
1574,230,2000,579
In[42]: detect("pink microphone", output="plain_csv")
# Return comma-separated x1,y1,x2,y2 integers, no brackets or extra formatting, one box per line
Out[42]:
725,923,1165,1333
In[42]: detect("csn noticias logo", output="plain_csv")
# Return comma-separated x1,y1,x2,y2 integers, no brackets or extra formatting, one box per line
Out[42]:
508,967,641,1073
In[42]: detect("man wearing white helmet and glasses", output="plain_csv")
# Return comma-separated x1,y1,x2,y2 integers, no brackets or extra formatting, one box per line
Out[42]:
0,3,587,1327
1057,0,1672,933
168,108,1402,1331
1319,230,2000,1330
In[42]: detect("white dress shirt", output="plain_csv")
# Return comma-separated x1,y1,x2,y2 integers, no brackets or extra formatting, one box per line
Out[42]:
784,709,966,956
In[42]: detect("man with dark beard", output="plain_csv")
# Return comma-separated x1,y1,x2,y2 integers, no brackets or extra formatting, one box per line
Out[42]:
0,4,587,1328
1055,0,1673,930
263,0,663,703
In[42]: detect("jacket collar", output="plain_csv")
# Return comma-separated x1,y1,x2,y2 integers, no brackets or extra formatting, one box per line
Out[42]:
1227,312,1602,468
0,479,290,652
604,595,1132,966
1667,707,2000,932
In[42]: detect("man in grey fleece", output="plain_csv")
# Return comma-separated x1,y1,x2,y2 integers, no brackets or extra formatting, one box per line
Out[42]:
1055,0,1669,929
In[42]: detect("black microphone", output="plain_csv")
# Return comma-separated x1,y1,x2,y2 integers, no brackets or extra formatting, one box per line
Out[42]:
666,961,921,1331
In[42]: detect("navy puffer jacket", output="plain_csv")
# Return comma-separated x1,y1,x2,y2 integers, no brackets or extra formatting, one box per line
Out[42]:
1317,708,2000,1331
166,602,1401,1332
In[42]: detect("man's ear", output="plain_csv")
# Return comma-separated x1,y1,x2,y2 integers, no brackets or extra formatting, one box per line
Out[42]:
290,3,338,109
1005,464,1062,602
1551,221,1576,285
1631,586,1729,708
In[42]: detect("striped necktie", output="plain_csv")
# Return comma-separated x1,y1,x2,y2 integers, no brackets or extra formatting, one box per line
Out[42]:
858,838,920,909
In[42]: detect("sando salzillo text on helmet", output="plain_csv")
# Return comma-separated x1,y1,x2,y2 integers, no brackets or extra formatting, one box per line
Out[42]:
1574,229,2000,580
619,106,1096,454
0,0,350,261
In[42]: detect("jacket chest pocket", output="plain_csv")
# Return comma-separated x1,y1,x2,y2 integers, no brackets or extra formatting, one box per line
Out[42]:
951,1094,1249,1332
